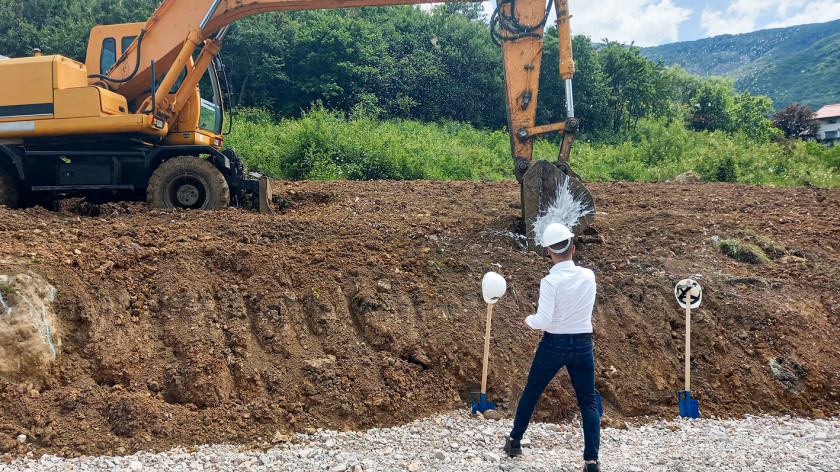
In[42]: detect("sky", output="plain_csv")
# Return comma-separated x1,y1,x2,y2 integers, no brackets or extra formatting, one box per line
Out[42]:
468,0,840,47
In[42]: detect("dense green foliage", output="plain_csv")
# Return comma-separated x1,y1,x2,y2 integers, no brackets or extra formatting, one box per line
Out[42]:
0,0,154,60
226,107,542,181
218,5,507,128
642,19,840,110
227,108,840,187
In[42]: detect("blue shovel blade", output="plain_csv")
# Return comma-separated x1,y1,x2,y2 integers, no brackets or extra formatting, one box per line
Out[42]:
470,392,496,414
677,390,700,418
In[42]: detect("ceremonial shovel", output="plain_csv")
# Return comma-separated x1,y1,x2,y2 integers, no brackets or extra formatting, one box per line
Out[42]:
471,272,506,414
675,279,702,418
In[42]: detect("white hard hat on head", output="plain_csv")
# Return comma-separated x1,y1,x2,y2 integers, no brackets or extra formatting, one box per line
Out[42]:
482,271,507,304
541,223,574,248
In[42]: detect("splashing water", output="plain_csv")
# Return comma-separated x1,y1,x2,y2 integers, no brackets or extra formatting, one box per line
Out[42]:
531,176,594,246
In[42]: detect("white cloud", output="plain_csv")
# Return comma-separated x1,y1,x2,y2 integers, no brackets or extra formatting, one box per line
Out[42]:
700,8,758,36
699,0,816,37
566,0,692,46
765,0,840,28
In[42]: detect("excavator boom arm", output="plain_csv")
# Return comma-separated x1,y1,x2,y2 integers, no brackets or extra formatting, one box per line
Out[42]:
493,0,594,243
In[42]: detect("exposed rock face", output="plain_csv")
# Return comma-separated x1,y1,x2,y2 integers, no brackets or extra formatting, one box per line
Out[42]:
0,271,60,389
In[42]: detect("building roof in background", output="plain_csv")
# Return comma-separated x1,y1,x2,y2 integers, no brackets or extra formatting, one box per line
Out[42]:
813,104,840,120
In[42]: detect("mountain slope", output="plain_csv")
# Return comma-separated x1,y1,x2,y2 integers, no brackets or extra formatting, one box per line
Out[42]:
643,19,840,109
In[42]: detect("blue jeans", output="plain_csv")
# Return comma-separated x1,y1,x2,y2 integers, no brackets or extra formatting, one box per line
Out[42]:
509,335,600,462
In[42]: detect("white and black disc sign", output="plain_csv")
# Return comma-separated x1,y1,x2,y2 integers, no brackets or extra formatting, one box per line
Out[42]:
675,279,702,309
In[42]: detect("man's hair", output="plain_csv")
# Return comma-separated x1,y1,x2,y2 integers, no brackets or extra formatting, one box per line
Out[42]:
548,237,574,257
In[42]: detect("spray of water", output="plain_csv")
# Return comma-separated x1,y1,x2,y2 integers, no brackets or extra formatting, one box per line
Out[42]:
531,176,594,246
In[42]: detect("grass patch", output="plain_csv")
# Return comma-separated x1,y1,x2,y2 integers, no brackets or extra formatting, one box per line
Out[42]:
716,231,784,264
0,285,17,296
716,239,771,264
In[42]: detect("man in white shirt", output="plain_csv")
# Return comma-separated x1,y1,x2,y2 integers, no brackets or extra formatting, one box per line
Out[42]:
503,223,600,472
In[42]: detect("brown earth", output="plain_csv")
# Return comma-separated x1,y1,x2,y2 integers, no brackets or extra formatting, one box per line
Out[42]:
0,179,838,458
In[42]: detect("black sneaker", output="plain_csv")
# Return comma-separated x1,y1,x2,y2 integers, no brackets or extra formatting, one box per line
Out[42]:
583,462,600,472
503,436,522,457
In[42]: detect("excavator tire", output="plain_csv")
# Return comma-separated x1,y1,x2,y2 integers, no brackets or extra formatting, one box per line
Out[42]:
147,156,230,210
0,166,19,209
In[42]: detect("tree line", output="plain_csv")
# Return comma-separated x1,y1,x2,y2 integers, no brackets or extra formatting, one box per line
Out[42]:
0,0,820,142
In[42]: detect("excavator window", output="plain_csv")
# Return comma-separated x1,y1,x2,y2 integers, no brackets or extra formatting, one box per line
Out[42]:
120,36,136,55
100,37,116,74
198,64,223,135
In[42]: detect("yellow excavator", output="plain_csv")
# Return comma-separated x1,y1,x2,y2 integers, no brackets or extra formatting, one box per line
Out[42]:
0,0,594,240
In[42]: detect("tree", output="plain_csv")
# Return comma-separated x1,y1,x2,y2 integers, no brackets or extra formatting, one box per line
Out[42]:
663,65,703,105
596,41,668,134
771,103,819,139
731,91,776,142
436,1,485,21
687,77,734,132
0,0,43,57
222,13,292,110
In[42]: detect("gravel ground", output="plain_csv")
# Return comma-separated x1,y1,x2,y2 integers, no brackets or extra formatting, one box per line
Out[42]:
2,410,838,472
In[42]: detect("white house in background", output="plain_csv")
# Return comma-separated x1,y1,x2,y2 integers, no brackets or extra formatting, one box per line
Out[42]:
813,104,840,146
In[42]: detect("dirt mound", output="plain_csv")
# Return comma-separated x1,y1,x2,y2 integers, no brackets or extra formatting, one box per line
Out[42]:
668,171,703,184
0,180,838,457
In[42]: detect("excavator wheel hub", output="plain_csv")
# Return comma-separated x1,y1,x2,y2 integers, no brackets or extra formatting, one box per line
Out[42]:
176,183,201,207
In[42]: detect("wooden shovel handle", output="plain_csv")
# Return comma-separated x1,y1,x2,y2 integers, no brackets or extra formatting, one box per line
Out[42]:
685,301,691,392
481,303,493,394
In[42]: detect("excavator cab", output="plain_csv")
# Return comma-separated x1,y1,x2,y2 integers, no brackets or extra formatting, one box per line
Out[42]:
86,23,228,148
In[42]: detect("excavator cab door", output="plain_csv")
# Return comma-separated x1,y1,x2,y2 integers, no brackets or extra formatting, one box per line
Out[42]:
197,61,224,136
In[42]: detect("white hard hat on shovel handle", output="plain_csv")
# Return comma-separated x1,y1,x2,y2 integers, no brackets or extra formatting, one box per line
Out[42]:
482,271,507,304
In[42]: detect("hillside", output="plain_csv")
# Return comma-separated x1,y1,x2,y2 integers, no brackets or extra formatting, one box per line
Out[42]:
642,19,840,110
0,180,838,457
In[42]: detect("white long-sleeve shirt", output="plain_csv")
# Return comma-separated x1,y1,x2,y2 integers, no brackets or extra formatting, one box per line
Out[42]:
525,260,596,334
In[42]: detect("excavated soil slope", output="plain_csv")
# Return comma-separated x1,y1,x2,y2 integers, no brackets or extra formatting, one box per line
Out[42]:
0,180,838,457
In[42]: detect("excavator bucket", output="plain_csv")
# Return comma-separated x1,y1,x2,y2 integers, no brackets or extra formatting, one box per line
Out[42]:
521,159,595,249
258,176,273,215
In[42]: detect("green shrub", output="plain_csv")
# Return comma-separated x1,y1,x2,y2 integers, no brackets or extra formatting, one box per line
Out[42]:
224,108,840,187
0,285,17,295
226,107,512,181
